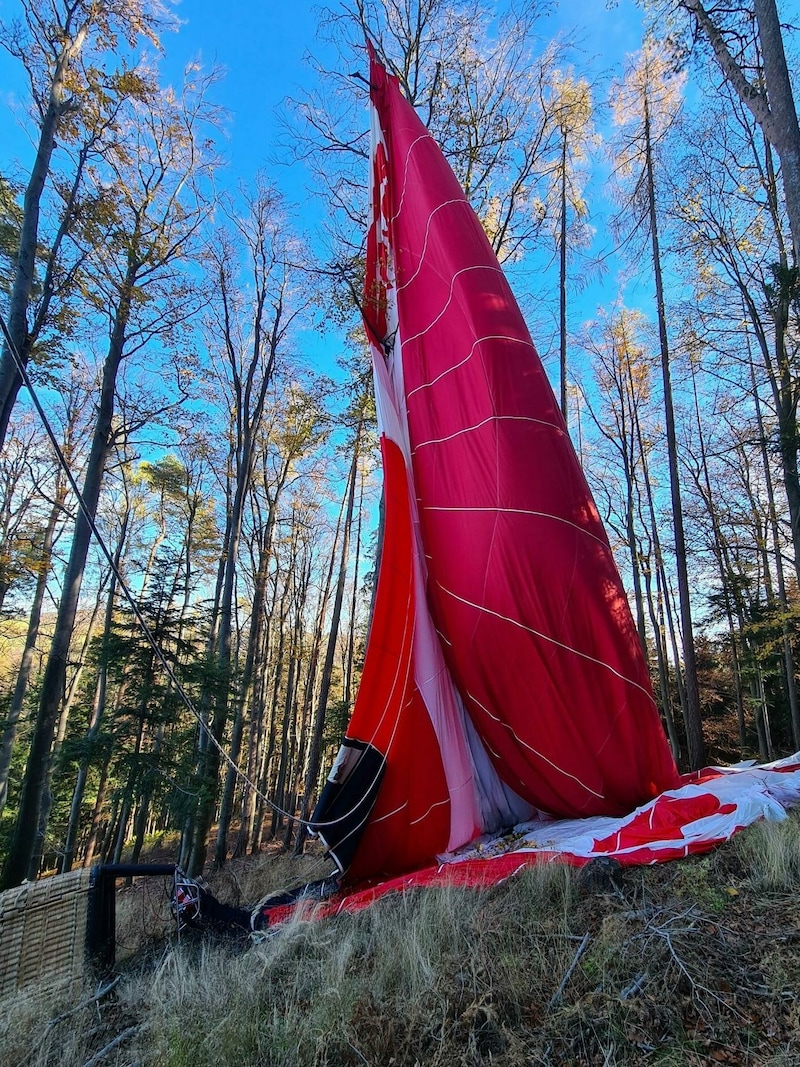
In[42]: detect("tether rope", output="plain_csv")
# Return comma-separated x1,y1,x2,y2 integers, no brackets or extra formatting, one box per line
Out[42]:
0,311,394,833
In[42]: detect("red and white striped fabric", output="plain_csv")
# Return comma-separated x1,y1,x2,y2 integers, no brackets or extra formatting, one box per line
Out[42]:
270,758,800,925
442,757,800,868
338,51,678,884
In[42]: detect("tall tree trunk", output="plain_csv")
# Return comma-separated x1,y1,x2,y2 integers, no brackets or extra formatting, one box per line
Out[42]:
344,469,366,708
0,22,90,449
750,361,800,746
187,312,284,875
686,357,764,757
642,552,680,759
279,637,304,851
274,540,313,852
685,0,800,264
61,507,130,873
30,586,104,879
81,756,111,868
618,335,652,659
233,643,270,858
295,430,361,855
0,482,65,814
623,463,648,657
250,635,284,855
630,352,684,755
266,591,291,839
643,92,705,769
1,270,135,890
270,648,294,840
130,725,164,865
214,509,278,867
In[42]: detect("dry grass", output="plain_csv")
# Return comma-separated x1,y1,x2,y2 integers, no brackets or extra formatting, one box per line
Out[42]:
4,819,800,1066
733,815,800,891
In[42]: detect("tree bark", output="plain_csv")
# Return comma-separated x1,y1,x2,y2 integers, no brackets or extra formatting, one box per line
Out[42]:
1,270,134,890
294,428,361,855
0,17,91,448
683,0,800,264
750,362,800,746
643,92,706,769
0,482,65,814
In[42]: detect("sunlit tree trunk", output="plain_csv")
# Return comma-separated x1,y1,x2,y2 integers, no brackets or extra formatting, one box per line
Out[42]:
642,92,706,768
683,0,800,264
294,425,362,856
343,468,366,708
0,477,66,815
2,268,137,890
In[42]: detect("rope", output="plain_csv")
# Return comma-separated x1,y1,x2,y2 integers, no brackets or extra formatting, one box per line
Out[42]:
0,311,385,832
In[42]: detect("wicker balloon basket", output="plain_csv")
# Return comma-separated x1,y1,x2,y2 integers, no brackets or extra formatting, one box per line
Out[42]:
0,863,176,997
0,867,93,997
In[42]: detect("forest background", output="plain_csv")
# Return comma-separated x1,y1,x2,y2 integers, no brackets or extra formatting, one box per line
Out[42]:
0,0,797,891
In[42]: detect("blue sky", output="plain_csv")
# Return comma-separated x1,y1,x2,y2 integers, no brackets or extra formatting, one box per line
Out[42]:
0,0,651,378
163,0,649,377
0,0,649,242
156,0,648,193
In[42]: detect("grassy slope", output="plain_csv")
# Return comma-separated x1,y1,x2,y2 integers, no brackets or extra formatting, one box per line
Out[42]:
3,816,800,1066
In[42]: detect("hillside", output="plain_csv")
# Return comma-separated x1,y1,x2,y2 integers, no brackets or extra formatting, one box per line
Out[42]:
3,815,800,1066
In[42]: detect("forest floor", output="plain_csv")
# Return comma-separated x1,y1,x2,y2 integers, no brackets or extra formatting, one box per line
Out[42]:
3,810,800,1066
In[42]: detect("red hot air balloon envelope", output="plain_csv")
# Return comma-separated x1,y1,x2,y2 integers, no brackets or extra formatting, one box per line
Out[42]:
305,52,800,902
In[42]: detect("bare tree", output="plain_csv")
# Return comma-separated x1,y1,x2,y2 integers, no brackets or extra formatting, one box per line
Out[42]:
610,38,706,768
1,67,219,889
0,0,172,450
679,0,800,264
285,0,568,307
185,185,309,875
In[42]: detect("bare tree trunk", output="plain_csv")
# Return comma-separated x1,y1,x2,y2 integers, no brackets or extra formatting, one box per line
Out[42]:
273,537,312,853
0,20,90,448
270,650,295,841
629,367,682,757
684,0,800,264
233,648,269,858
2,273,135,890
295,429,361,855
643,92,705,769
187,284,288,876
80,757,111,868
130,725,164,865
749,361,800,746
31,584,104,878
250,636,284,855
642,553,680,760
755,667,775,760
280,639,304,852
61,509,130,873
0,483,65,814
344,469,366,708
214,506,279,866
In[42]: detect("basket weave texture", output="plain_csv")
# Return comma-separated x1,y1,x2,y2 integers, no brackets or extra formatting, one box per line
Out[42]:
0,868,92,996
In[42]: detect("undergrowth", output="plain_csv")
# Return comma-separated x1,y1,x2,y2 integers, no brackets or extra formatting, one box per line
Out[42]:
3,816,800,1066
